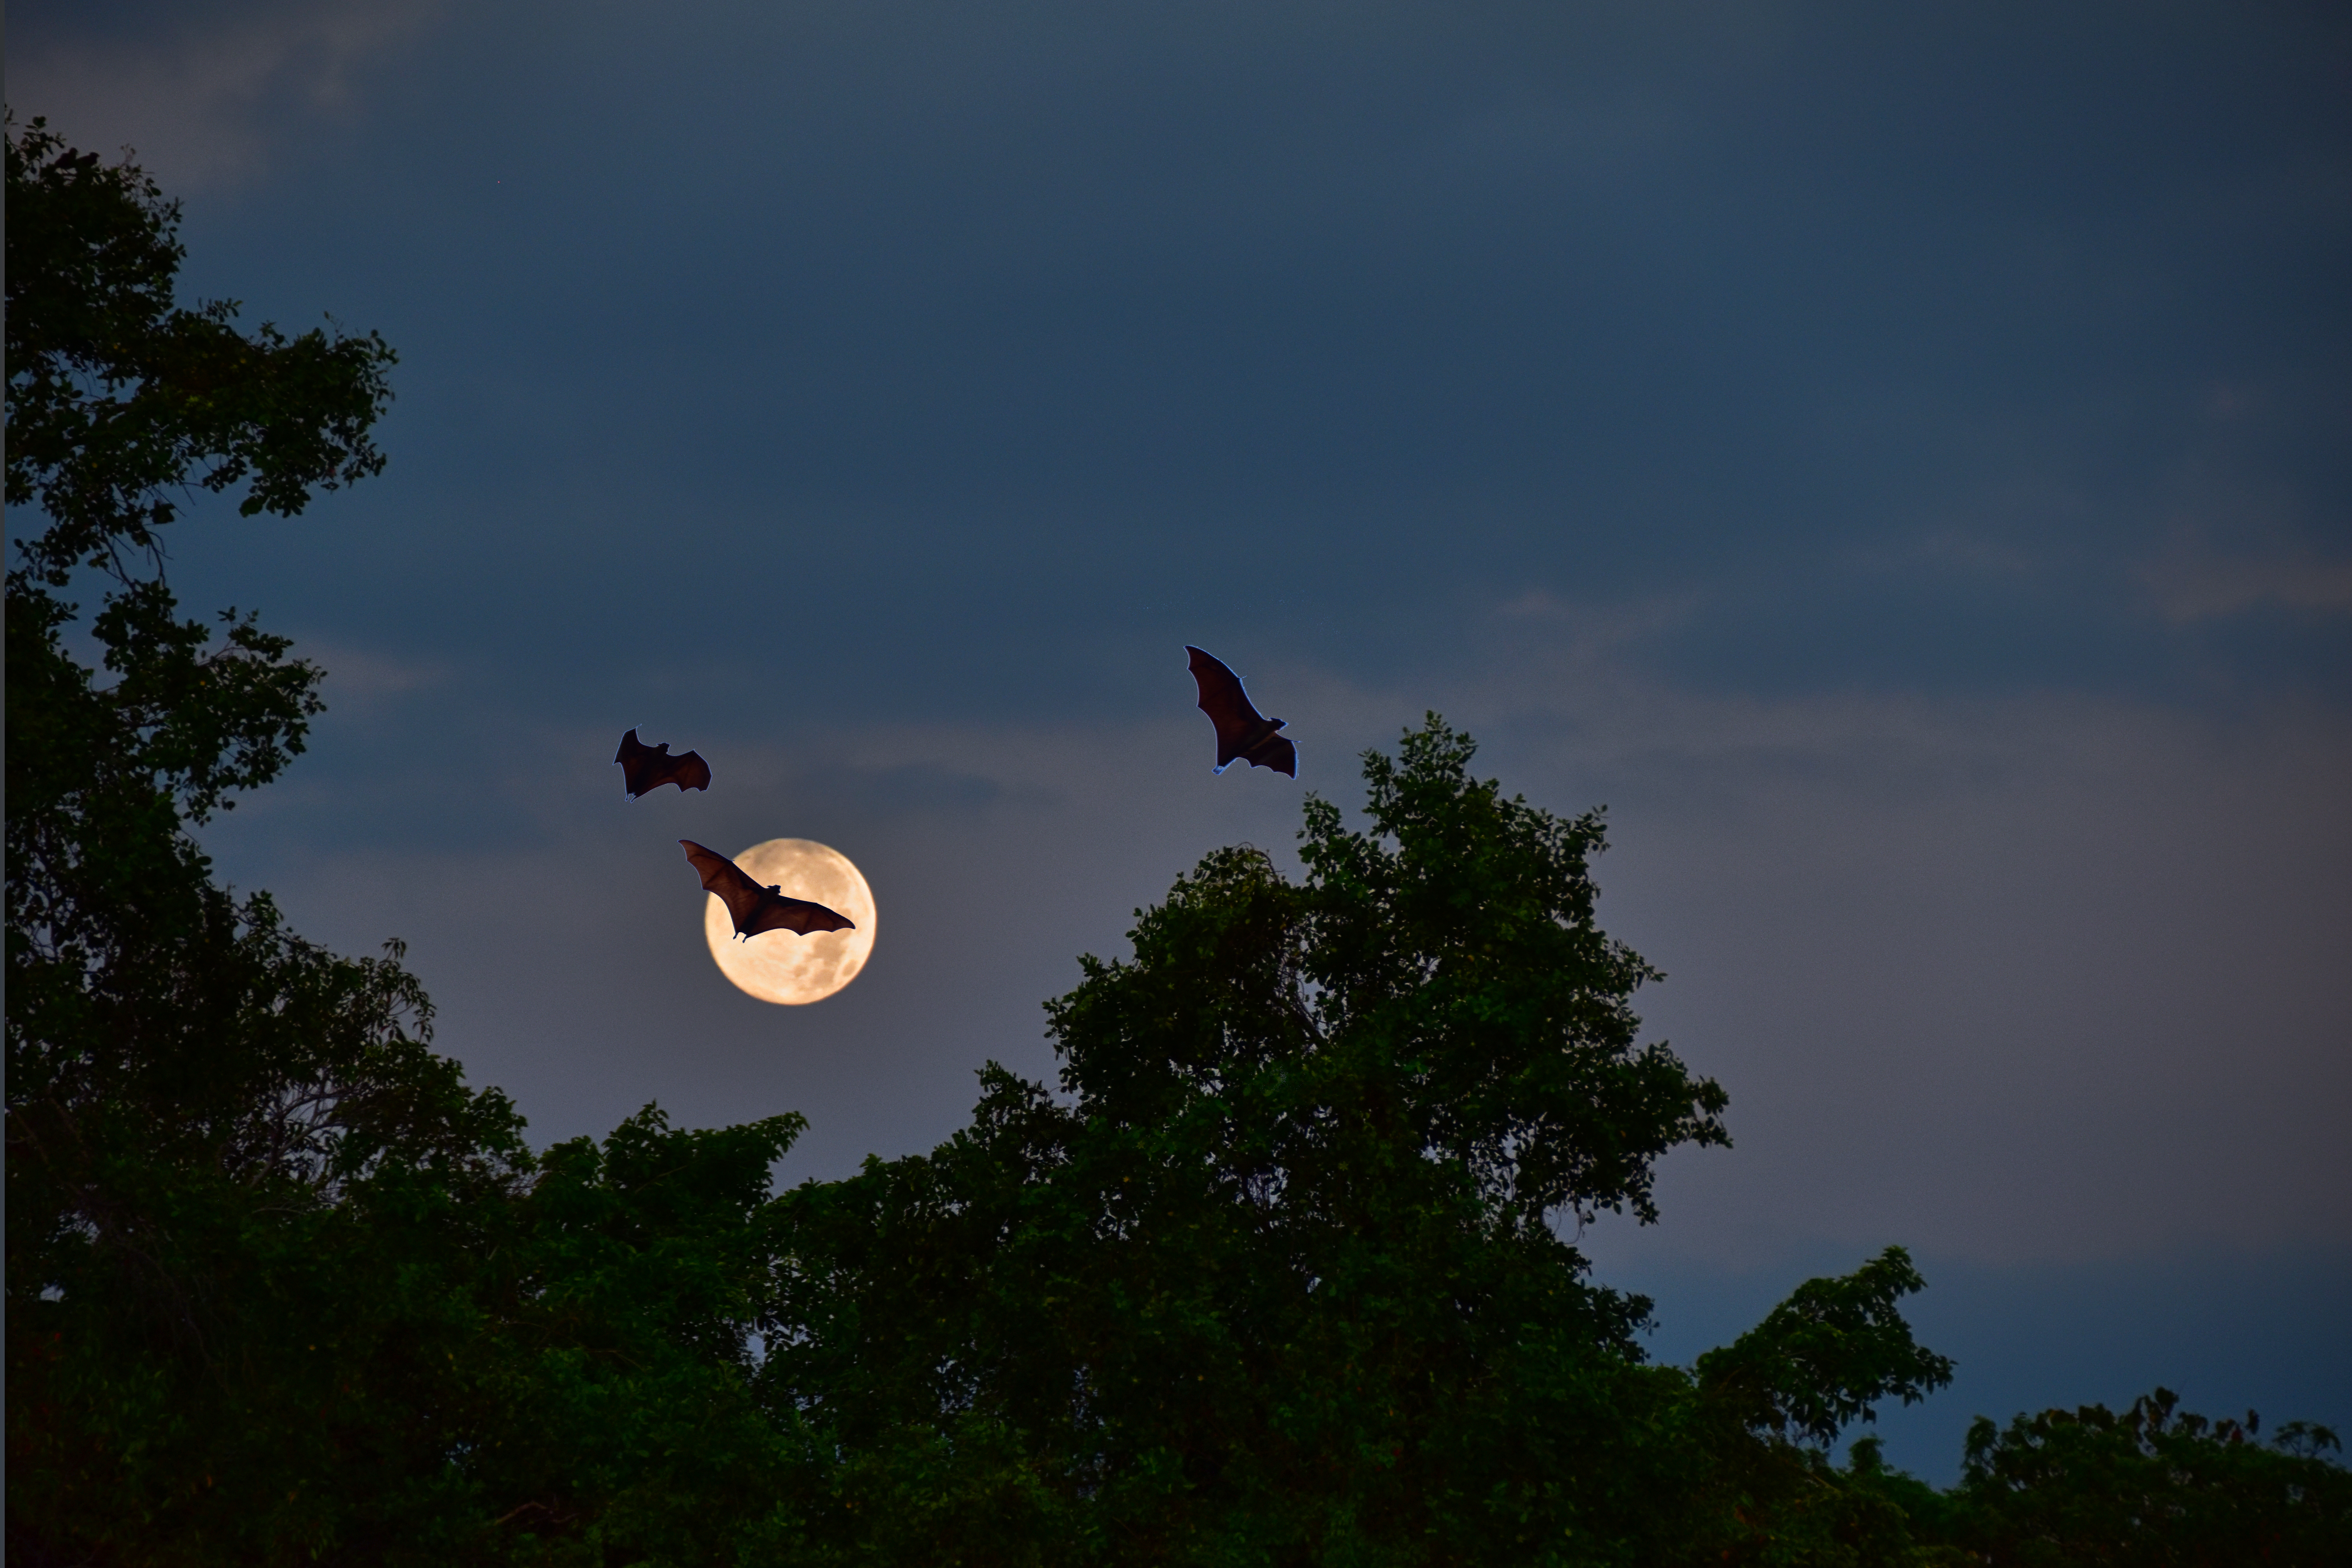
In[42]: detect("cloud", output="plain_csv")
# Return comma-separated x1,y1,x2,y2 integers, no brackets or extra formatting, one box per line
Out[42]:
2141,541,2352,622
192,627,2352,1272
1514,682,2352,1269
306,640,451,703
2132,385,2352,623
8,0,442,188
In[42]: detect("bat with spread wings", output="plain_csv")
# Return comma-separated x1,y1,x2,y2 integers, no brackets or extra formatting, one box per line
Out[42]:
615,728,713,798
1185,646,1297,777
680,840,856,940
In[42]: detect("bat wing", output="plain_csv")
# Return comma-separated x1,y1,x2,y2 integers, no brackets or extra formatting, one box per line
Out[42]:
1247,732,1298,779
748,892,856,937
681,839,766,935
618,730,713,795
1186,646,1290,773
682,840,856,940
656,749,712,793
616,728,659,796
1187,644,1265,762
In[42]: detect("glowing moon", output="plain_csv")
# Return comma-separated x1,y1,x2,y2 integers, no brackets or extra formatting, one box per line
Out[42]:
701,838,876,1005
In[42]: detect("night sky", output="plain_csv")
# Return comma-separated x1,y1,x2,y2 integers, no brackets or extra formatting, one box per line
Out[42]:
15,0,2349,1480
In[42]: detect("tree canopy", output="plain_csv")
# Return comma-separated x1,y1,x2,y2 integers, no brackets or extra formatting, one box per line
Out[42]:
7,116,2345,1568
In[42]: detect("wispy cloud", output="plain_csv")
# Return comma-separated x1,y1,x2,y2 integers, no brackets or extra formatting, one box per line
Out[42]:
2137,399,2352,623
10,0,442,188
308,640,452,703
196,632,2352,1269
2141,540,2352,622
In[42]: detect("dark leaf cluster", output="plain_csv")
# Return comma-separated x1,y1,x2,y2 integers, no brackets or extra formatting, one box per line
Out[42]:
1947,1389,2352,1565
5,115,394,588
1697,1248,1958,1448
744,718,1944,1564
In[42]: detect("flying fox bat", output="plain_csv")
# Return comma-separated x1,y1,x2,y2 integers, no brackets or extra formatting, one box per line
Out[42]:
1185,646,1297,777
615,728,712,798
680,840,855,940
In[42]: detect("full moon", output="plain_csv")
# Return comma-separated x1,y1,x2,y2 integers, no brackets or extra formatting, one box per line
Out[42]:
701,838,877,1005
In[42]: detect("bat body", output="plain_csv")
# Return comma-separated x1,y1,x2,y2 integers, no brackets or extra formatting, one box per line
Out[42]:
1185,646,1297,777
616,728,712,798
680,840,855,940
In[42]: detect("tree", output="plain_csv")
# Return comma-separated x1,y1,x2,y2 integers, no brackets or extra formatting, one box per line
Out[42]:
1697,1249,1957,1451
5,114,840,1568
5,111,492,1561
5,119,393,590
751,719,1959,1565
1947,1389,2352,1566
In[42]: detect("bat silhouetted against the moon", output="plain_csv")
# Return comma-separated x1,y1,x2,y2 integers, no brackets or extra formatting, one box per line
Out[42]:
1185,646,1297,777
680,839,856,940
615,729,712,797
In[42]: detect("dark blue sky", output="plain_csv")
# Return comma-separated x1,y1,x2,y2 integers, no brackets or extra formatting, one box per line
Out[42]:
16,0,2349,1480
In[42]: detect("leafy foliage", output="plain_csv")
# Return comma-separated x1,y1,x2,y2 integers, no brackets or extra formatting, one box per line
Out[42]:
1698,1248,1957,1448
1951,1389,2352,1566
5,116,798,1566
5,116,394,587
7,111,492,1564
751,721,1964,1565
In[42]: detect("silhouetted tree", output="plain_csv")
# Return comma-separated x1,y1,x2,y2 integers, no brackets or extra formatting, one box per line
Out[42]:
752,719,1968,1565
1949,1389,2350,1565
6,116,802,1566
